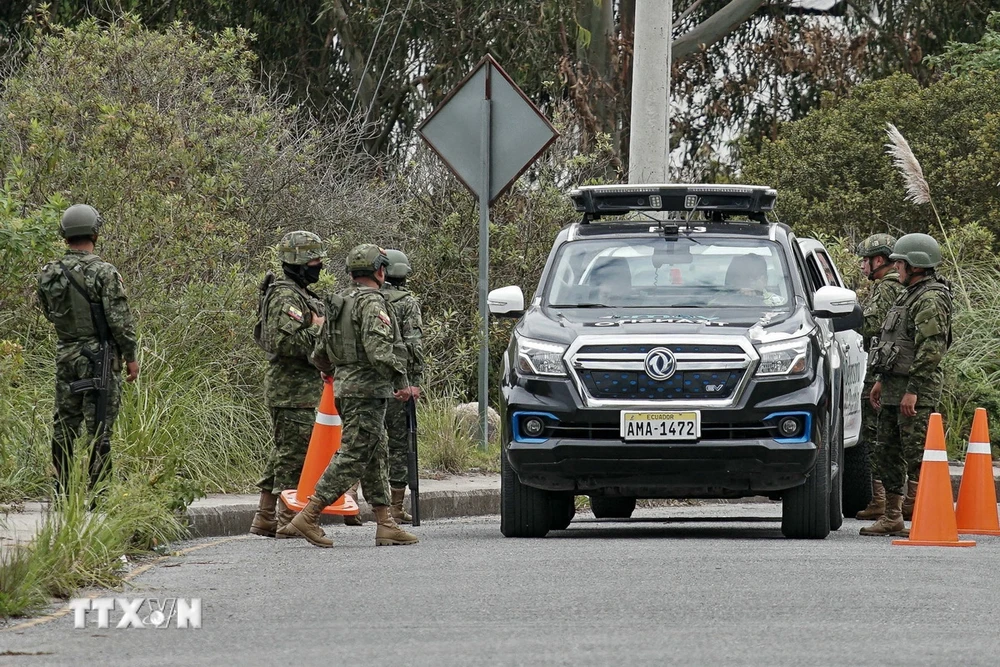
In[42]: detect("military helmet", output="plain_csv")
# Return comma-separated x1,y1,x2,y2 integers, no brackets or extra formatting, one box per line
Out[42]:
384,249,411,279
278,231,327,266
346,243,389,274
59,204,103,239
890,233,942,268
856,233,897,258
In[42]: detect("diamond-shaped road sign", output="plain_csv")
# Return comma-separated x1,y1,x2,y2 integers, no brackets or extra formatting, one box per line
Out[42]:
417,54,558,204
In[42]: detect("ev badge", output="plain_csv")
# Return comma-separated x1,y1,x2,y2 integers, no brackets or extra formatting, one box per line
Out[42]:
644,347,677,381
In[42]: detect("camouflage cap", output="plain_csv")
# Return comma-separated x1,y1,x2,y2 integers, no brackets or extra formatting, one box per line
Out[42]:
59,204,103,239
890,233,942,268
346,243,389,274
855,233,897,258
278,231,327,266
384,249,411,279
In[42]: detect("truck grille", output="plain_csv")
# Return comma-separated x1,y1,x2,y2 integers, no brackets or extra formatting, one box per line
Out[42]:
566,336,758,408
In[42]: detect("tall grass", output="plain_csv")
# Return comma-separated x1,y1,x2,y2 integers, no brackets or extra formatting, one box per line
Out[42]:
418,396,500,474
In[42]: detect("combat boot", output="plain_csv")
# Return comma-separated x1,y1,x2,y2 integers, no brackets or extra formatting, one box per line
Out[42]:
344,481,364,527
289,496,333,548
855,479,886,520
374,505,418,546
860,492,904,536
249,491,278,537
274,498,302,539
901,480,919,521
390,486,412,524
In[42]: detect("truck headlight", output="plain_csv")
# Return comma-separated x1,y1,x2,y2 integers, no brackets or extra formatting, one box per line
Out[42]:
515,335,568,377
755,336,810,377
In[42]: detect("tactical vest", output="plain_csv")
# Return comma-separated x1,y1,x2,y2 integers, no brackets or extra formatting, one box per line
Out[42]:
254,274,322,362
869,277,952,376
321,287,372,367
38,254,101,342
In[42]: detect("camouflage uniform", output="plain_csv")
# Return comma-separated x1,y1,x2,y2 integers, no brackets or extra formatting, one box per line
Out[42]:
256,278,324,495
310,281,408,508
873,274,953,495
37,243,137,491
859,268,904,474
381,282,424,488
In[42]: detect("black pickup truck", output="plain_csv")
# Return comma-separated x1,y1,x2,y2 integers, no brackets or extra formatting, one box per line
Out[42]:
488,184,868,539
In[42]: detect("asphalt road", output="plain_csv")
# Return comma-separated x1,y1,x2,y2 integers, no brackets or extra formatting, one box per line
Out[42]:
3,504,1000,666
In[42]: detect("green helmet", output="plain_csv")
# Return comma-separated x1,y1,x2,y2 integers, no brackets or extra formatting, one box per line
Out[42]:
890,233,942,268
278,231,326,266
60,204,103,239
384,249,411,280
856,233,897,258
346,243,389,275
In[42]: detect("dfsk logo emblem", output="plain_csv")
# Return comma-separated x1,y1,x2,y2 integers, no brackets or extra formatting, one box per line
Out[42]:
644,348,677,381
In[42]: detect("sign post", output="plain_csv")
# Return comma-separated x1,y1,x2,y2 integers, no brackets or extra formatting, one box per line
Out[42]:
418,55,558,448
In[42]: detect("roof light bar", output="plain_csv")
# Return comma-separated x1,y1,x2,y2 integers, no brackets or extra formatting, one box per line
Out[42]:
570,184,777,221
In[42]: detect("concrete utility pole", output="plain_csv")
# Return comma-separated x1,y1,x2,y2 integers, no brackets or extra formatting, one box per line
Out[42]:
628,0,672,184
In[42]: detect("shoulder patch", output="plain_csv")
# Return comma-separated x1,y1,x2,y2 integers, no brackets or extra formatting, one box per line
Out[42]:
116,272,125,290
286,306,304,322
378,310,391,326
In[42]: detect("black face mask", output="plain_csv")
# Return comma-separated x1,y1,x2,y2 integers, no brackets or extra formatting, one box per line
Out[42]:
303,263,323,285
284,263,322,286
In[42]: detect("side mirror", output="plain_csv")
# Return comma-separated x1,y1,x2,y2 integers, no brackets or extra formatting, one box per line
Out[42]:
833,303,863,333
813,285,857,318
488,285,525,318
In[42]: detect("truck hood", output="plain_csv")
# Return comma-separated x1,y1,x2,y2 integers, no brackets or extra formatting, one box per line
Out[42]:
515,305,812,346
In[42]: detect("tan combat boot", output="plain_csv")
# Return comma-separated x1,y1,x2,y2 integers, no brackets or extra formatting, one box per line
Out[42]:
901,480,918,521
855,479,886,520
343,481,364,527
374,505,418,546
390,486,412,524
275,498,302,539
860,492,904,536
249,491,278,537
289,496,333,548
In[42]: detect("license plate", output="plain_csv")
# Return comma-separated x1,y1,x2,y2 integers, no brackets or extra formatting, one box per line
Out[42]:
620,411,701,441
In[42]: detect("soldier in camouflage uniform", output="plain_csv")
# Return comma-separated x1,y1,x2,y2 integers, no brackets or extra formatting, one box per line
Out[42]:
290,244,419,548
862,234,952,536
36,205,139,494
249,231,326,538
853,234,904,521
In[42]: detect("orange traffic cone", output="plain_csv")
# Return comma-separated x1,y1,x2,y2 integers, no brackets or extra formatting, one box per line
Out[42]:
955,408,1000,535
893,413,975,547
280,378,360,517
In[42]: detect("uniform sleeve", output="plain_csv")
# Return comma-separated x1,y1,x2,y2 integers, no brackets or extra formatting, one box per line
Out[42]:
862,280,899,344
907,294,949,396
310,320,335,375
401,296,425,387
99,266,139,362
358,295,407,386
265,288,321,361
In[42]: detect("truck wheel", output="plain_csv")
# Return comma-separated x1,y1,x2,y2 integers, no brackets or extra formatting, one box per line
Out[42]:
781,423,831,539
842,441,872,517
500,449,552,537
829,413,844,531
550,494,576,531
589,496,637,519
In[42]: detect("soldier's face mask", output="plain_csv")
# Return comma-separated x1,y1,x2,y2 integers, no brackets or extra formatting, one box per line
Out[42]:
303,263,323,285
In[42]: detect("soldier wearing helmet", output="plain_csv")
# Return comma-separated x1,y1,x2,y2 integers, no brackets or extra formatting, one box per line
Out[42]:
341,249,425,527
288,243,419,548
853,234,904,523
863,233,953,537
36,204,139,494
249,230,327,538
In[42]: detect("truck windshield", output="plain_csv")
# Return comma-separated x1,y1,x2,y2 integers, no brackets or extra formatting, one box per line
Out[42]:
545,237,792,309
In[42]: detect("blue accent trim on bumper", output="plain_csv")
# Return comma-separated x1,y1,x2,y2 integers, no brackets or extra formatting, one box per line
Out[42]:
512,411,559,444
764,411,812,444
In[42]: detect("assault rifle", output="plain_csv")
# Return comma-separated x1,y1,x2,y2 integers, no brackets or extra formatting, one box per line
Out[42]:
406,397,420,526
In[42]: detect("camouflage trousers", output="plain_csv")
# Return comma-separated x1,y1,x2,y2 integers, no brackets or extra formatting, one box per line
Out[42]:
51,353,122,493
875,403,933,495
860,382,879,475
314,397,390,507
384,398,410,488
257,408,314,495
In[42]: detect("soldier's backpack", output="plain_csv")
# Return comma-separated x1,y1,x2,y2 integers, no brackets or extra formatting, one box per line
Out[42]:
253,271,277,361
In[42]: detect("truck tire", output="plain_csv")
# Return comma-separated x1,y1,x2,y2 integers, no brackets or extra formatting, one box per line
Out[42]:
589,496,637,519
781,423,831,539
829,413,844,531
842,441,872,517
500,449,552,537
550,495,576,531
